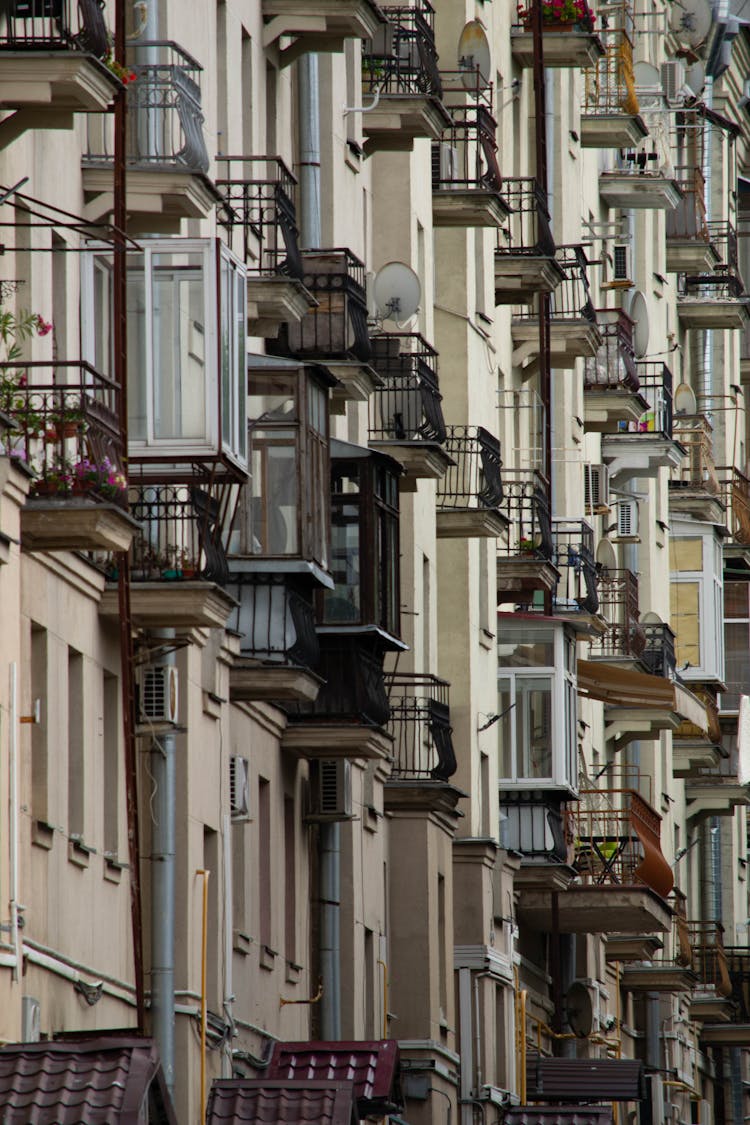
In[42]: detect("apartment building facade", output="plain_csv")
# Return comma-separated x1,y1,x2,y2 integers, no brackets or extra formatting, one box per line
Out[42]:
0,0,749,1123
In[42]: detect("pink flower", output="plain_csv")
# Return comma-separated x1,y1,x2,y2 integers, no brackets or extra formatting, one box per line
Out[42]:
35,317,53,337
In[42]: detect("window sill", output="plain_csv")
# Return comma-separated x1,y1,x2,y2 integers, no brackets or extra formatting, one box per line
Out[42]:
103,854,127,883
68,837,95,868
260,944,277,971
32,819,55,850
233,929,252,957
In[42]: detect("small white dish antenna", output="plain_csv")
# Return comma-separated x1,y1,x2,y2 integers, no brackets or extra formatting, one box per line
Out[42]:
595,538,617,571
457,21,491,91
373,261,421,322
641,610,663,625
669,0,712,48
685,60,706,97
628,290,650,359
674,382,698,415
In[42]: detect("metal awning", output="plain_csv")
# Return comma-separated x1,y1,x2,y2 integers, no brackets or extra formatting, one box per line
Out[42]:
207,1080,359,1125
577,659,708,731
267,1040,403,1117
526,1057,646,1102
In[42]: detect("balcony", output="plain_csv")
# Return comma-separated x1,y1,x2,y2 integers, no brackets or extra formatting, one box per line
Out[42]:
368,333,451,485
724,946,750,1021
588,568,645,664
512,248,601,369
517,788,673,934
83,42,216,233
495,179,564,304
720,466,750,548
0,360,137,553
684,731,750,820
510,4,604,69
669,413,724,522
672,686,722,775
261,0,385,66
436,426,507,538
677,223,749,330
216,157,314,336
499,793,573,890
361,2,450,153
384,673,458,809
580,27,647,148
547,517,604,634
621,900,698,992
639,619,676,679
599,148,682,211
601,362,684,485
688,920,734,1022
0,0,119,131
583,310,649,433
272,249,376,406
497,469,559,600
431,75,510,228
665,166,720,273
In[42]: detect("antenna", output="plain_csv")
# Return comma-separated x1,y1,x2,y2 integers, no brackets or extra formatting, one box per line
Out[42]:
628,290,650,359
565,982,595,1038
669,0,712,49
595,538,617,570
372,262,421,322
674,383,698,415
685,60,706,96
457,21,491,91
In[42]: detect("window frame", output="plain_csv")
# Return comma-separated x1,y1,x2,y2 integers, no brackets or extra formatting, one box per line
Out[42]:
669,523,725,685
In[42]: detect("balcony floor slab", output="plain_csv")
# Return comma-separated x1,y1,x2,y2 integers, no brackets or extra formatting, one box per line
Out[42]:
699,1024,750,1046
677,298,749,330
21,500,139,553
685,780,749,819
621,964,697,992
495,254,565,305
82,166,219,230
369,440,454,488
580,113,648,148
599,173,682,211
432,190,511,228
601,432,686,484
516,885,672,934
100,581,237,630
247,276,316,337
665,239,720,274
261,0,384,48
510,29,604,68
512,318,602,368
363,95,452,153
436,509,509,539
0,53,119,112
583,388,650,433
605,934,664,962
229,662,323,703
281,722,392,761
328,361,382,412
497,557,560,599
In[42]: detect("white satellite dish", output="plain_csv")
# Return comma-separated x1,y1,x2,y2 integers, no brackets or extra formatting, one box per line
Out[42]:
628,290,650,359
641,610,663,625
457,21,491,91
669,0,712,49
685,60,706,97
596,538,617,571
373,262,421,322
674,382,698,415
633,62,663,110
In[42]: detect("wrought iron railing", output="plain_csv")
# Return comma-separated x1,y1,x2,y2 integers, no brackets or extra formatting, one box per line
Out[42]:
287,637,390,728
437,426,503,513
723,947,750,1020
281,248,371,362
386,672,456,781
666,165,709,242
515,246,596,323
640,621,676,678
633,361,673,438
583,309,639,392
368,333,446,444
589,569,645,659
688,920,732,997
84,41,209,173
719,466,750,545
583,26,639,117
232,578,320,669
0,360,124,505
362,1,442,98
215,156,302,278
670,414,720,495
550,517,599,614
570,788,670,896
497,468,553,560
496,177,555,257
679,221,746,301
432,73,501,193
0,0,108,55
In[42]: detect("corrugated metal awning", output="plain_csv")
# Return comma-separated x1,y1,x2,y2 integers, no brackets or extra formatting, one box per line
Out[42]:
267,1040,403,1117
526,1057,646,1102
207,1080,359,1125
507,1107,614,1125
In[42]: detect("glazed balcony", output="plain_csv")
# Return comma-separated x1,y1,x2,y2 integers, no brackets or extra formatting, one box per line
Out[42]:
510,2,604,69
588,568,645,662
669,413,723,522
215,156,314,336
0,0,119,123
361,2,450,153
665,166,719,273
677,222,749,330
599,146,682,211
583,310,649,433
368,332,451,484
601,362,683,485
261,0,385,66
0,360,137,553
83,42,216,232
581,27,647,148
496,468,559,601
436,425,507,538
512,247,601,368
385,673,457,783
431,75,509,228
495,178,564,304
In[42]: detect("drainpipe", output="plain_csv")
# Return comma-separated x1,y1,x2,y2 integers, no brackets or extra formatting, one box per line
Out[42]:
298,53,322,249
150,630,176,1092
645,992,661,1071
559,934,576,1058
701,77,714,415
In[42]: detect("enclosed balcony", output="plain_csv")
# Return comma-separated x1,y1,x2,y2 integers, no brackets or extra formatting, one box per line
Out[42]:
588,568,645,664
261,0,385,66
436,425,507,538
670,519,725,689
0,0,119,125
580,27,647,148
385,673,458,806
83,42,216,233
512,248,601,369
495,178,564,304
583,311,649,432
599,145,682,211
499,793,572,887
510,2,604,69
677,222,749,330
665,167,719,273
368,333,451,485
601,362,684,485
0,360,137,553
216,156,314,336
361,2,450,153
431,75,509,228
669,412,723,522
497,469,559,601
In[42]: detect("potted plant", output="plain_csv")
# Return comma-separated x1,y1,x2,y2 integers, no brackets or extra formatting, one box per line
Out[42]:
519,0,595,30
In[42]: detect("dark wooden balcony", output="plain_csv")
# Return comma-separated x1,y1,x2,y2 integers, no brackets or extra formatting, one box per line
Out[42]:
496,468,559,600
261,0,385,66
580,27,647,147
665,165,720,273
639,620,676,679
510,3,604,69
588,568,645,662
512,247,601,368
601,362,684,484
583,310,649,432
385,672,457,787
361,1,450,152
436,425,507,538
678,222,749,329
495,178,564,304
669,412,724,522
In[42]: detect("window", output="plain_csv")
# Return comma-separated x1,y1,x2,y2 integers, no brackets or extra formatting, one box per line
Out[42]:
721,580,750,712
102,672,120,857
284,797,296,965
30,625,49,825
497,619,577,792
68,648,84,839
669,524,724,684
258,777,272,950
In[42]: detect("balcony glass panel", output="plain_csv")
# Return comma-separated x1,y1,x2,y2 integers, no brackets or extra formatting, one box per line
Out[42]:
669,526,724,683
721,582,750,712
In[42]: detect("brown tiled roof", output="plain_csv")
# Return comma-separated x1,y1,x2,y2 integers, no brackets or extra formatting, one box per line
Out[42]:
206,1079,359,1125
267,1041,402,1117
0,1036,176,1124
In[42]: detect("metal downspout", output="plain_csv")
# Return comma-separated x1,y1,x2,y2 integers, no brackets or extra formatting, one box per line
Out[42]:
298,53,322,249
319,822,341,1039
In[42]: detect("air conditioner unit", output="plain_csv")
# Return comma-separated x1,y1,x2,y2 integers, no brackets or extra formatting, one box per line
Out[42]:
306,759,352,822
584,464,610,514
137,665,179,725
661,60,686,104
432,142,459,187
229,756,250,820
614,498,639,540
21,996,41,1042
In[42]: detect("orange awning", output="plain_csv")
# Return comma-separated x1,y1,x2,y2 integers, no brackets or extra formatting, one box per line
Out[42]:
577,660,708,733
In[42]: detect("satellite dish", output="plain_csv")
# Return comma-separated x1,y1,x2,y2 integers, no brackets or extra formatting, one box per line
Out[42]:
373,262,421,322
565,982,595,1038
674,382,698,415
629,290,650,359
596,538,617,571
669,0,712,49
685,60,706,96
458,21,491,91
641,611,663,625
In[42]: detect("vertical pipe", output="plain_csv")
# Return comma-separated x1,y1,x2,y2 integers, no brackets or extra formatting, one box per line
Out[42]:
559,934,576,1058
319,822,341,1038
645,992,661,1070
197,869,210,1124
9,664,19,979
458,967,474,1125
298,53,322,249
222,813,234,1078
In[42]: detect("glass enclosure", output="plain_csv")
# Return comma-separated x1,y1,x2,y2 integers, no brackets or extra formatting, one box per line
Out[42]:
669,525,724,684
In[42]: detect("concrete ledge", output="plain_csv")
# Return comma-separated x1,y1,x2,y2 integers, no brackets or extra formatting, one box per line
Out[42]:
21,501,139,553
436,509,509,539
0,53,120,111
665,239,720,273
621,964,697,992
369,440,454,488
363,95,451,153
599,172,682,211
100,581,237,629
677,297,749,330
282,722,393,761
432,190,511,228
516,885,672,934
580,113,648,148
495,254,565,304
510,29,605,68
229,662,323,703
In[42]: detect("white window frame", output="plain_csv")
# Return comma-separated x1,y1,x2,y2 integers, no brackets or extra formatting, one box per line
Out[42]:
670,521,725,684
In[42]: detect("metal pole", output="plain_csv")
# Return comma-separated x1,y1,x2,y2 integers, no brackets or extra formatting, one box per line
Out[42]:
319,822,341,1038
297,53,322,249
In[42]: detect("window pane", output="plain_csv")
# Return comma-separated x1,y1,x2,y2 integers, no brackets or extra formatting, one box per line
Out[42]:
248,430,298,554
723,621,750,710
235,270,247,462
152,252,205,440
498,676,513,779
669,537,703,572
671,580,701,668
498,626,555,668
725,581,750,618
124,257,147,440
517,676,553,778
248,373,299,421
324,503,360,622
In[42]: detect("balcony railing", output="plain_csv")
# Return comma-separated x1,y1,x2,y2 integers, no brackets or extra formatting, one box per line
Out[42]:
281,248,371,362
679,221,746,300
515,246,596,324
232,578,320,669
570,788,671,897
640,621,676,678
719,466,750,545
84,41,209,174
0,360,124,505
215,156,302,279
362,1,441,98
723,947,750,1020
437,426,503,513
550,517,599,615
288,637,391,728
589,569,645,660
583,309,639,392
432,74,501,193
666,165,709,241
671,413,720,495
496,177,555,257
688,920,732,997
497,468,553,561
0,0,108,56
386,672,456,781
582,27,639,117
633,361,673,438
368,333,446,444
